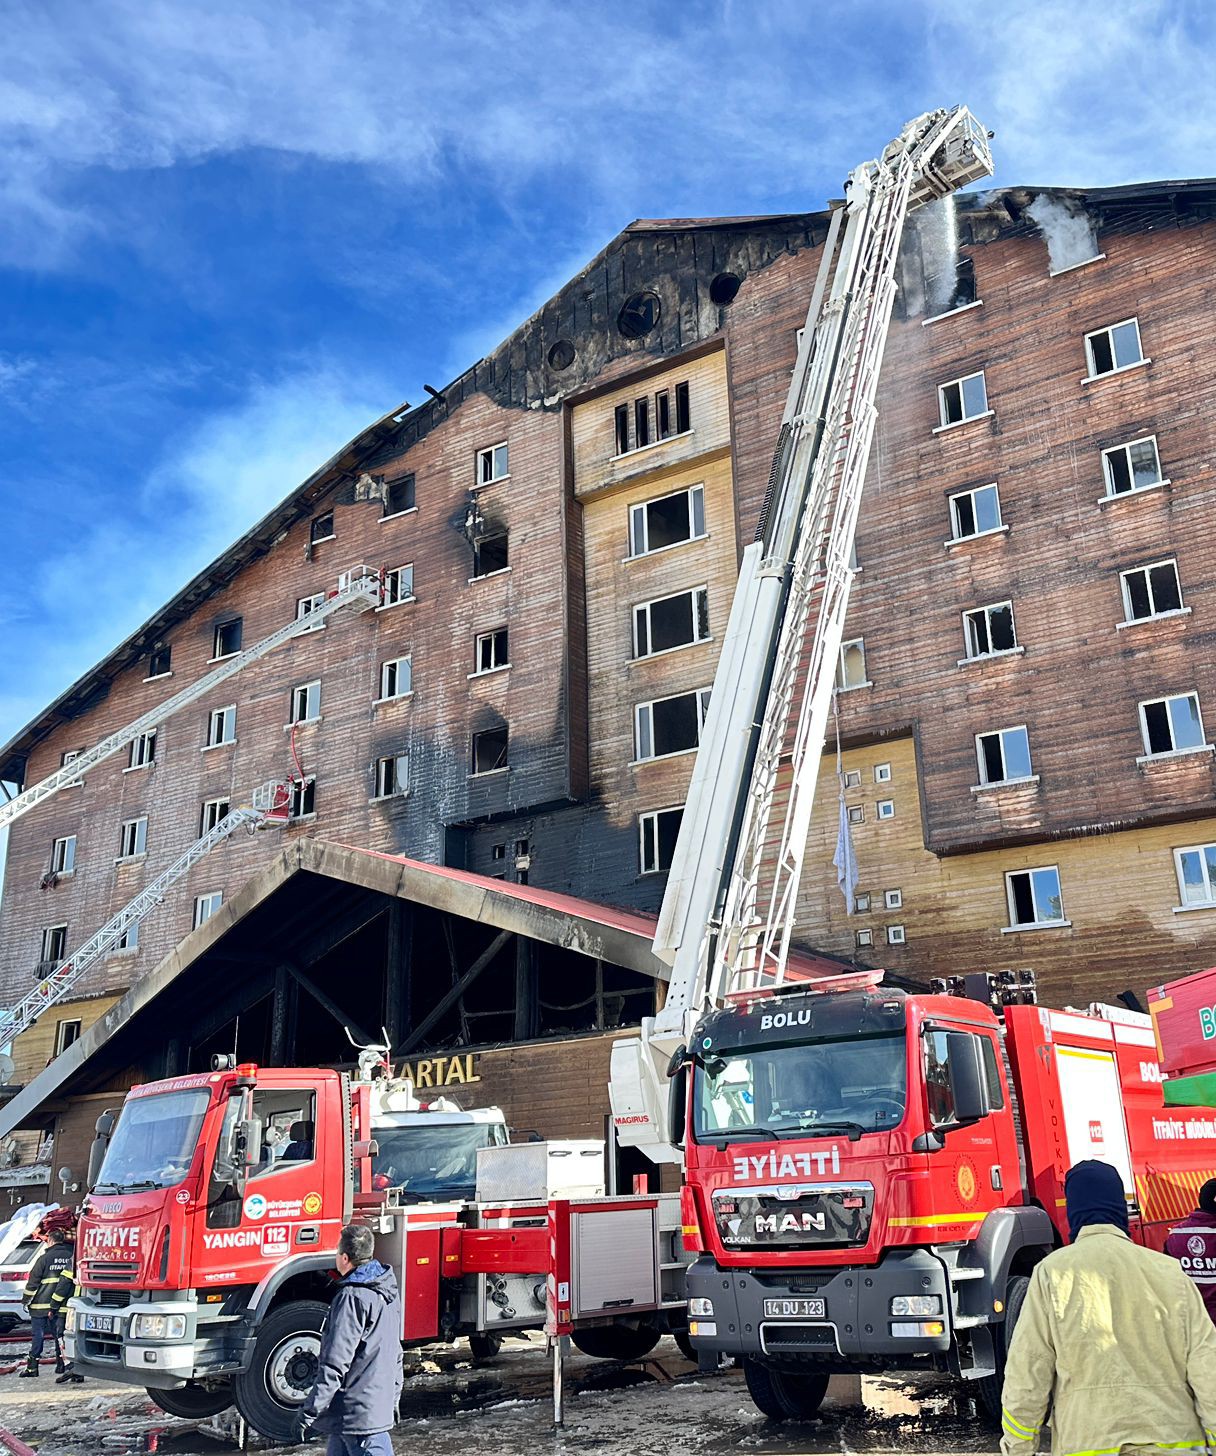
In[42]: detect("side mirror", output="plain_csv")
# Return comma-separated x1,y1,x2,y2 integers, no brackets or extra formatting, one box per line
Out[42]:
86,1109,117,1189
665,1045,689,1078
945,1032,989,1126
667,1063,690,1149
230,1117,263,1191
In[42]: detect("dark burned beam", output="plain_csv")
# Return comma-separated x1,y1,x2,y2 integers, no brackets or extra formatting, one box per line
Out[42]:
514,937,538,1041
270,965,298,1065
399,930,512,1055
383,902,412,1048
284,962,377,1049
281,892,385,968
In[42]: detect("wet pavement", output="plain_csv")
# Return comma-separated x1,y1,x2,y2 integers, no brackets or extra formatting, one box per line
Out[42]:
0,1336,1002,1456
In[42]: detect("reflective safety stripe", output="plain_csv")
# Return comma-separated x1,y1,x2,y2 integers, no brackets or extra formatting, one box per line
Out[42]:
1002,1410,1040,1439
1064,1444,1207,1455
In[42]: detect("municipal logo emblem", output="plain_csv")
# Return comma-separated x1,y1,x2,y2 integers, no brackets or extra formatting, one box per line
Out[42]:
243,1193,268,1221
1189,1235,1206,1257
303,1192,323,1216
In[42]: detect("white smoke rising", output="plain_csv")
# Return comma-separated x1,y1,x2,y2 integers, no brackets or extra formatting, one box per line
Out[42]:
1026,194,1099,274
923,194,960,315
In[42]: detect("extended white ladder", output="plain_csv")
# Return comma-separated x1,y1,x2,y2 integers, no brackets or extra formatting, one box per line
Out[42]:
0,780,292,1048
0,566,383,836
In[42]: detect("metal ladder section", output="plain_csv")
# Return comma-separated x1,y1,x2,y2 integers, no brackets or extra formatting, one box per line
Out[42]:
0,780,291,1048
0,565,383,836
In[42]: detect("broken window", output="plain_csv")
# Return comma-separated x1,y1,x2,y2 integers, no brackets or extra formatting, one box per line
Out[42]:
382,564,414,606
206,705,236,747
477,442,509,485
288,777,316,819
384,474,416,517
1103,436,1163,497
372,754,409,800
634,687,711,760
475,628,509,674
200,798,231,835
147,646,171,679
128,731,157,769
634,397,650,449
1121,559,1183,623
194,891,223,928
51,836,76,875
639,805,683,874
937,371,989,427
471,726,509,775
296,593,326,631
212,619,242,659
836,638,868,691
1175,843,1216,907
1140,693,1206,757
290,680,321,724
118,818,148,860
656,390,672,440
491,843,505,861
378,658,412,701
949,483,1002,540
310,511,335,545
675,381,691,435
472,533,509,578
40,925,68,967
115,921,139,953
976,726,1033,786
612,381,691,455
1086,318,1143,377
629,484,705,556
963,602,1017,658
614,404,630,456
632,586,710,658
1006,867,1065,927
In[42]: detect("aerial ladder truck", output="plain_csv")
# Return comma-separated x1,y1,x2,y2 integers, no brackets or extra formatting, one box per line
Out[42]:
608,107,1216,1423
0,565,385,1048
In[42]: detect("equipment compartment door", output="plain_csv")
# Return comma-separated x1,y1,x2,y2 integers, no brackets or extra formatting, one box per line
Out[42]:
571,1206,659,1317
1055,1046,1135,1194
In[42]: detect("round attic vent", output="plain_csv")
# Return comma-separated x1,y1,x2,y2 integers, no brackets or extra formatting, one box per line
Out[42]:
710,272,742,306
617,291,661,340
548,339,576,371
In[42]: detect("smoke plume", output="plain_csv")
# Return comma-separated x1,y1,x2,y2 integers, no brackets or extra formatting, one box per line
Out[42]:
1026,194,1099,274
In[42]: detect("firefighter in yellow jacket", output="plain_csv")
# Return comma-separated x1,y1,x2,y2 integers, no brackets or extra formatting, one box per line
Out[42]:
1000,1160,1216,1456
19,1226,76,1378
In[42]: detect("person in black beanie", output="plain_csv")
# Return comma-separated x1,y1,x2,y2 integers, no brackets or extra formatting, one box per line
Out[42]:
999,1159,1216,1456
1166,1177,1216,1324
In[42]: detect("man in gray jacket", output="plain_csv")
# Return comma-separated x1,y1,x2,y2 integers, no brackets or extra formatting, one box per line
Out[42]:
294,1224,404,1454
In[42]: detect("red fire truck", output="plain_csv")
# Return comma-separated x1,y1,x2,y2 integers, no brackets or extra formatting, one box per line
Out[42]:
667,974,1216,1419
65,1054,689,1441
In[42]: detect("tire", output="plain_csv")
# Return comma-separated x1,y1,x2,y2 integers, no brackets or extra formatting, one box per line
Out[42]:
571,1324,662,1362
742,1358,830,1421
147,1383,235,1421
673,1330,696,1362
233,1299,328,1444
977,1272,1031,1423
468,1332,502,1363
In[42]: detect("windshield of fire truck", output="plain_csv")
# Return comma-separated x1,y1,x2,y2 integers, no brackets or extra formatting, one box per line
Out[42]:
373,1122,506,1202
95,1089,212,1192
693,1035,906,1139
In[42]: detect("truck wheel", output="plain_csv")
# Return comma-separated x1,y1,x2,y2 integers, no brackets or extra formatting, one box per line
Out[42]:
977,1273,1031,1423
571,1325,662,1362
148,1383,235,1420
233,1299,328,1444
469,1332,502,1363
673,1330,695,1362
743,1358,830,1421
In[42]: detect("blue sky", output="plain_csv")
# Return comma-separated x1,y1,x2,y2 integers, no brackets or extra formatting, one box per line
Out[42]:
1,0,1214,764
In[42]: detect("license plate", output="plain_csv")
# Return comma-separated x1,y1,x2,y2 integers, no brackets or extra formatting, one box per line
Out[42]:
83,1313,116,1333
763,1298,825,1319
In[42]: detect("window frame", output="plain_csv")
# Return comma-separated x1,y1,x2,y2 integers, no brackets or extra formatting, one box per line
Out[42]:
1138,692,1209,760
200,797,231,835
211,619,243,661
476,441,509,486
936,370,990,430
1101,434,1165,499
287,777,316,820
884,889,903,910
612,380,692,458
638,804,684,875
471,533,509,579
887,924,906,945
836,638,869,692
633,686,712,762
380,563,415,608
40,924,68,964
309,510,335,545
1119,557,1184,625
377,657,413,703
470,726,510,776
1004,865,1068,930
289,679,321,725
843,769,862,789
874,762,892,784
382,474,416,519
631,585,711,660
194,891,223,929
127,730,157,770
117,817,148,861
474,628,510,676
975,724,1034,788
855,928,874,948
876,799,895,820
372,753,409,801
948,482,1004,543
206,705,237,748
962,600,1018,660
146,646,172,679
54,1019,82,1056
296,592,326,631
1174,843,1216,910
627,484,707,559
1084,317,1145,379
51,835,76,875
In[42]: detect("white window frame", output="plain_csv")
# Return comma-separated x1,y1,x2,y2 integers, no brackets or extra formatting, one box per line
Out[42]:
372,753,409,801
476,441,509,486
1101,434,1166,500
874,762,892,783
114,921,139,953
288,777,316,820
962,601,1018,661
146,646,172,680
211,620,242,661
117,817,148,861
1004,865,1068,931
634,687,711,762
843,769,862,788
1138,692,1211,761
310,510,335,545
290,680,321,725
632,586,710,660
474,629,510,676
382,474,416,519
836,638,870,692
1084,316,1145,379
60,749,83,787
194,891,223,929
847,805,865,825
948,482,1004,543
296,593,326,631
377,657,413,703
884,889,903,910
127,730,156,770
51,835,76,875
627,484,706,558
470,726,510,776
54,1019,82,1056
200,797,231,834
1174,843,1216,911
887,925,906,945
206,705,236,748
876,799,895,820
40,925,68,965
935,370,990,430
1118,558,1185,626
975,725,1034,788
638,804,684,875
380,564,415,609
